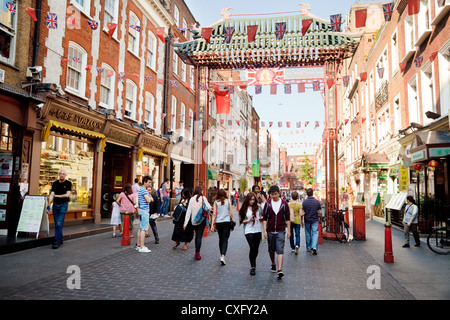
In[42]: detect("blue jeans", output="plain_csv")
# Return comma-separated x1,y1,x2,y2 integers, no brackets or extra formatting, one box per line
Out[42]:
305,221,319,251
289,223,301,249
53,202,68,245
160,196,170,216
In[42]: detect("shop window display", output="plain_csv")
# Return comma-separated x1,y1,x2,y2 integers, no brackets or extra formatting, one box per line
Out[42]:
136,156,160,185
39,133,94,210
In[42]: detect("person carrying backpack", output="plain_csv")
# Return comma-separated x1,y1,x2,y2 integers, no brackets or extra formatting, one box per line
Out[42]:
262,185,291,279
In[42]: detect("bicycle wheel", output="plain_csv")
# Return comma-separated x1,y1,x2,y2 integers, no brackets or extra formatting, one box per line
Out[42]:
427,227,450,255
334,221,349,243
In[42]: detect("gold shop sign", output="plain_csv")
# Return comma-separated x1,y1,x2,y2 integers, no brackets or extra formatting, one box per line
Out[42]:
48,108,102,131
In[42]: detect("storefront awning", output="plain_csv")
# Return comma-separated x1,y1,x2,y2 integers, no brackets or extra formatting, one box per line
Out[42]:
41,120,107,152
208,168,218,180
410,131,450,163
137,147,168,166
361,152,389,171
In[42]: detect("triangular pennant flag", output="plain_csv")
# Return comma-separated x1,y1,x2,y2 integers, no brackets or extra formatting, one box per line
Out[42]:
301,19,312,36
305,121,310,127
429,51,438,62
343,76,350,87
327,79,334,89
61,57,69,63
107,23,117,38
377,67,384,79
154,27,165,43
269,122,273,128
202,28,213,44
399,62,407,72
360,72,367,82
270,84,277,95
255,85,262,95
355,9,367,28
298,83,305,93
25,7,37,21
408,0,420,16
247,25,258,42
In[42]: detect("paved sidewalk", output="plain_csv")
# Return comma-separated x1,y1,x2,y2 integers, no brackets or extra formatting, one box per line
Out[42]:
0,217,448,300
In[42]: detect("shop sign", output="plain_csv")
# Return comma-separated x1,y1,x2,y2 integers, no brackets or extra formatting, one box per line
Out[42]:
108,128,136,145
429,147,450,158
48,108,102,131
399,165,408,191
411,150,426,162
141,137,166,152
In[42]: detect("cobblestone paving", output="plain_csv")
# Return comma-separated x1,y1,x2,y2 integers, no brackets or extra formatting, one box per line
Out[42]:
0,220,415,300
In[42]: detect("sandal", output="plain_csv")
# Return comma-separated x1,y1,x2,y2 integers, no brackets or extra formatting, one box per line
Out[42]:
182,244,188,250
173,242,180,250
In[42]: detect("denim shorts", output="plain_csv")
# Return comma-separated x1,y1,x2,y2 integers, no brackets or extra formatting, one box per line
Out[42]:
268,231,286,254
138,210,149,231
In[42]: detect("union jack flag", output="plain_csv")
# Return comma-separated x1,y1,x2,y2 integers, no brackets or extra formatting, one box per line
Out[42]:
228,86,234,94
377,67,384,79
255,85,262,95
6,2,16,15
278,122,282,128
330,14,342,32
87,19,99,30
97,67,104,74
275,22,286,40
130,25,141,32
312,80,320,91
223,26,235,44
414,56,423,67
46,13,58,29
199,83,208,91
382,3,394,22
144,76,152,82
296,122,301,128
170,80,178,87
284,84,291,94
72,57,81,63
343,76,350,87
119,72,125,82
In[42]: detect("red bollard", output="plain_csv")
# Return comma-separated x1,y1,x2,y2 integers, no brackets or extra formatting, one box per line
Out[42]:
121,213,131,246
318,220,324,244
384,225,394,263
352,205,366,240
344,208,349,225
236,198,239,211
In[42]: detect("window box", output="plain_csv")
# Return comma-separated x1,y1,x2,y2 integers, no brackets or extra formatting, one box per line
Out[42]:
431,2,450,26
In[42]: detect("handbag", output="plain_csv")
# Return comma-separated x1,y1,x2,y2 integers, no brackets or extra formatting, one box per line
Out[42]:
230,218,236,231
194,197,210,225
124,193,138,215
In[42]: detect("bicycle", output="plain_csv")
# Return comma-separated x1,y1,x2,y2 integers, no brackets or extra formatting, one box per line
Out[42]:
332,209,350,243
427,219,450,255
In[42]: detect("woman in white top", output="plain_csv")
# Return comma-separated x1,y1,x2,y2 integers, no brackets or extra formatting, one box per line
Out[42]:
403,195,420,248
184,186,212,260
238,192,264,276
211,189,236,265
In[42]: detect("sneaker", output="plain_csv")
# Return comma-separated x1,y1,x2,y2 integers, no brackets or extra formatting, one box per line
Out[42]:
415,243,421,247
402,244,410,248
277,270,284,279
295,246,299,255
52,243,60,249
220,257,226,265
138,246,151,253
250,268,256,276
312,248,317,255
135,244,140,251
271,264,276,273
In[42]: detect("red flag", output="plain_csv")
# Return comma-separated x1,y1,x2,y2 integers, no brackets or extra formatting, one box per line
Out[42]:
214,88,231,114
298,83,305,93
154,27,165,43
107,23,117,38
429,51,438,62
360,72,367,82
202,28,213,43
270,84,277,95
355,9,367,28
247,25,258,42
25,7,37,21
408,0,420,15
107,70,115,77
85,65,92,71
327,79,334,89
399,62,407,72
302,19,313,36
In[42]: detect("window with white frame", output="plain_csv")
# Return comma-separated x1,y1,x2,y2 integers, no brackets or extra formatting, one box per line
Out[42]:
190,66,195,90
182,18,188,37
173,49,178,74
404,15,415,54
174,5,180,26
128,12,140,55
421,62,436,125
369,72,374,104
181,61,186,82
171,96,177,132
375,48,388,91
377,107,390,144
0,0,17,65
72,0,91,16
391,30,399,74
407,77,419,124
144,92,154,128
438,43,450,115
104,0,118,25
99,64,115,108
125,80,137,119
180,103,186,136
66,43,87,97
189,109,194,140
417,0,431,44
147,32,157,70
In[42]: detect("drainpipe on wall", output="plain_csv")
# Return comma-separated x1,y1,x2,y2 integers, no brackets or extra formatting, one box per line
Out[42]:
32,0,42,66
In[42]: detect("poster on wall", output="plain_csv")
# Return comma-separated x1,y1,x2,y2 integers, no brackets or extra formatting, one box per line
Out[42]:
0,153,13,178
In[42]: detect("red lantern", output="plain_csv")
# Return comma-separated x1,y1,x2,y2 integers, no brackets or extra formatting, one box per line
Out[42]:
414,164,422,172
429,160,438,171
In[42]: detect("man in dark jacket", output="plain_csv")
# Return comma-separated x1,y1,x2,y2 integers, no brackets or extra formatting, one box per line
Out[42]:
262,186,291,279
148,186,161,244
302,188,322,255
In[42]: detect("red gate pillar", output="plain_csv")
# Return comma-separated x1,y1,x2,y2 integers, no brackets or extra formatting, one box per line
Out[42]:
194,66,210,191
